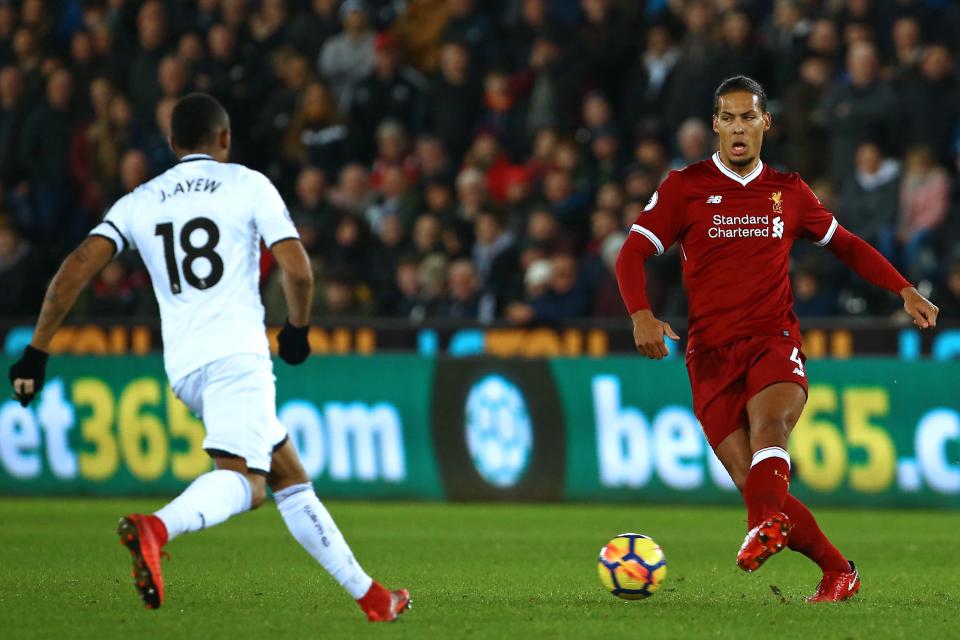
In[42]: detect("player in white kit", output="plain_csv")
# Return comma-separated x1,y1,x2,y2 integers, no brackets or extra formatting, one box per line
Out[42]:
7,93,411,622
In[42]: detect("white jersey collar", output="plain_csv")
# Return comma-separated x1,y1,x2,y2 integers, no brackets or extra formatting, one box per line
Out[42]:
179,153,215,163
711,152,763,186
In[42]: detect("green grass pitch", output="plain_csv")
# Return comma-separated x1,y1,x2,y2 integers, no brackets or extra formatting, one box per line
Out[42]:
1,499,957,639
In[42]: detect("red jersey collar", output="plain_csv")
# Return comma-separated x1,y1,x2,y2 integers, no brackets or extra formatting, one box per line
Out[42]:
711,152,764,186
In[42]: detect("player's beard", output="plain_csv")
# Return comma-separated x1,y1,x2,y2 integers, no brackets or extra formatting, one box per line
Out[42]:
727,152,755,168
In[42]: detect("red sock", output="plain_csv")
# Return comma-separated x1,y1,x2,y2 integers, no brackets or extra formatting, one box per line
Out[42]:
781,494,849,573
743,447,791,529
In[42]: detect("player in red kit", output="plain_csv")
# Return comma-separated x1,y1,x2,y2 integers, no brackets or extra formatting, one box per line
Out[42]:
615,76,940,602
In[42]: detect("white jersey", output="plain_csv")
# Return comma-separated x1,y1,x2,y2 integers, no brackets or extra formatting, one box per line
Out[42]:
90,154,298,384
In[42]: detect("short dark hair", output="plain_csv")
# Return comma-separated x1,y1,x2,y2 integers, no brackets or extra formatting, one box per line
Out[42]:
170,92,230,150
713,75,768,114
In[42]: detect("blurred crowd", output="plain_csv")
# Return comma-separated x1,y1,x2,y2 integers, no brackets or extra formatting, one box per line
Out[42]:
1,0,960,324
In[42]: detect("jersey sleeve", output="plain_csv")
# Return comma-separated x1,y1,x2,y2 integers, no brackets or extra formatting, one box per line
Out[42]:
794,176,838,246
628,170,687,255
88,193,136,254
248,170,299,248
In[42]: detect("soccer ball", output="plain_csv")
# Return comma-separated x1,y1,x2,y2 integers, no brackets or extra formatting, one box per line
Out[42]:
597,533,667,600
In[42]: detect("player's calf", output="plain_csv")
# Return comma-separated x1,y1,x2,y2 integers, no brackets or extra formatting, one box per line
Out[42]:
736,512,790,573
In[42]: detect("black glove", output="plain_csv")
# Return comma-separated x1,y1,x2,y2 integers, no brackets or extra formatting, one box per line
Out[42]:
277,320,310,365
8,345,49,407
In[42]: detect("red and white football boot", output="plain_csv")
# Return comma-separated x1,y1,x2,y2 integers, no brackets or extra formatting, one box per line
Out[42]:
807,561,861,603
358,581,412,622
736,512,791,572
117,514,169,609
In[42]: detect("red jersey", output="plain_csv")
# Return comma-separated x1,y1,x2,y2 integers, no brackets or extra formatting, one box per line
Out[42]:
630,154,837,358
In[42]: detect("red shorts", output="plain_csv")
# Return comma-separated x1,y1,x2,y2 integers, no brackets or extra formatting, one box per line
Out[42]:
687,335,809,449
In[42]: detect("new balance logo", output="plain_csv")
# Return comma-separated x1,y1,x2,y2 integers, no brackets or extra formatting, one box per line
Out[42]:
772,216,784,239
706,195,722,204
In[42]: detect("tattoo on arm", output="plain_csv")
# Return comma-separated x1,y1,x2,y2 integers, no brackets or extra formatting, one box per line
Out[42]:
31,237,111,350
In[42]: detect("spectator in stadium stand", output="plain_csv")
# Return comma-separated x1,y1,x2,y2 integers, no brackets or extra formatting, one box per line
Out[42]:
821,41,897,186
453,166,488,224
837,142,899,247
249,0,289,56
760,0,810,98
443,0,497,73
939,261,960,318
432,258,494,322
286,0,340,62
577,0,633,107
196,24,259,154
319,0,375,108
591,231,627,318
472,210,519,309
0,222,44,316
476,68,525,158
423,179,455,220
81,260,142,318
349,33,427,158
587,126,620,187
251,50,312,174
803,17,841,69
519,29,583,138
282,80,351,180
0,65,24,185
330,163,375,217
889,16,923,81
0,4,15,66
157,55,189,105
417,252,450,318
369,119,419,189
414,134,454,186
139,97,178,176
507,0,549,72
506,252,588,324
365,165,420,232
128,1,167,125
290,166,339,254
18,68,75,243
114,149,151,201
388,0,450,75
463,131,517,204
621,23,679,144
663,0,716,132
896,44,960,169
880,145,951,282
411,212,444,260
379,254,423,317
319,270,375,317
10,27,43,108
369,213,407,296
711,11,767,98
670,118,711,171
428,40,481,163
782,56,832,182
792,260,840,318
84,88,134,209
69,31,99,100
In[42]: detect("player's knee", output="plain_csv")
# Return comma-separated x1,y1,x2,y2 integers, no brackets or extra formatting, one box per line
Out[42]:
752,417,791,444
247,477,268,509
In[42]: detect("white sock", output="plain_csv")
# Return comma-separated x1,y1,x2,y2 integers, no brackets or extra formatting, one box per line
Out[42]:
274,483,373,599
154,469,252,541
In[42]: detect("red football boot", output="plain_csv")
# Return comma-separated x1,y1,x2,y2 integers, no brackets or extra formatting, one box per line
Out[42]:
117,514,169,609
736,512,791,572
807,561,860,603
358,581,412,622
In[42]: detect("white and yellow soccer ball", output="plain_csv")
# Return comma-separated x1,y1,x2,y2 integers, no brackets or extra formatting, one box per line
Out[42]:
597,533,667,600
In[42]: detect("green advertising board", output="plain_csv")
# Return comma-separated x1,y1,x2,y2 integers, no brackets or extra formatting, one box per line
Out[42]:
0,355,442,499
551,358,960,508
0,355,957,508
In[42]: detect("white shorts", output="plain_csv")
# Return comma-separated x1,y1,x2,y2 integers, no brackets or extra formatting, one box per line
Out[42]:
172,353,288,474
